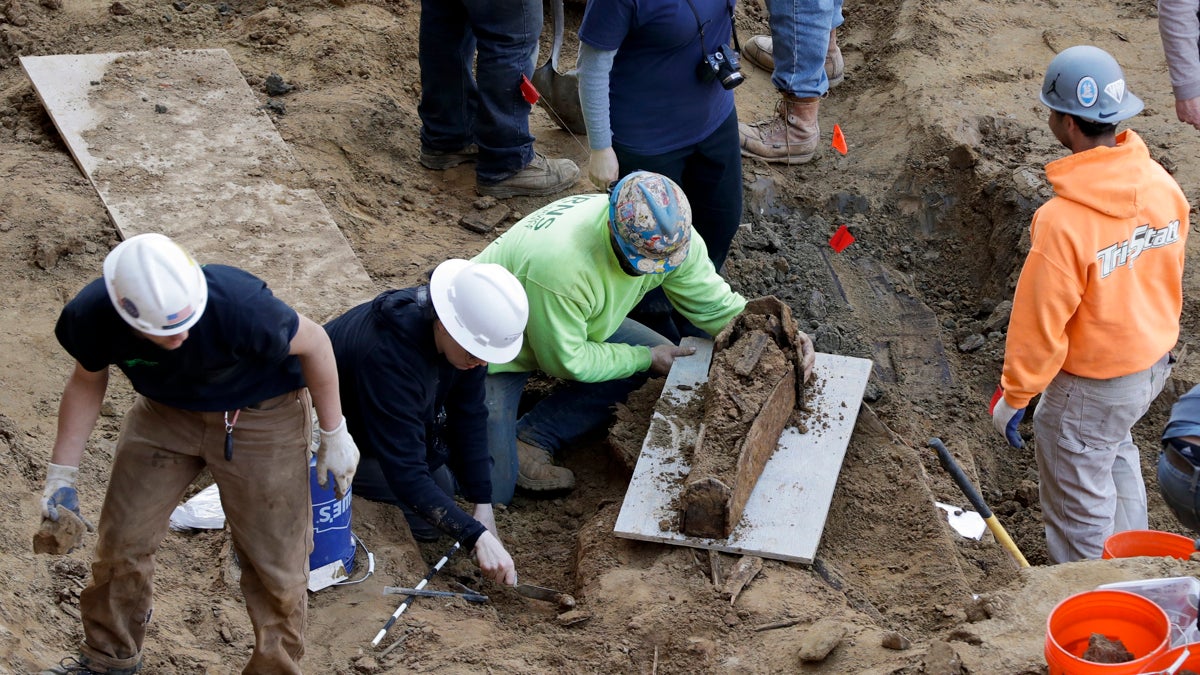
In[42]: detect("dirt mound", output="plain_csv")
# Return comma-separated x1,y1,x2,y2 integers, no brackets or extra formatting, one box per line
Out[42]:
2,0,1199,672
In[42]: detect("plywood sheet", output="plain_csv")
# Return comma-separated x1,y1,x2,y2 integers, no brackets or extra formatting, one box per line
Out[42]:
614,338,873,564
20,49,375,321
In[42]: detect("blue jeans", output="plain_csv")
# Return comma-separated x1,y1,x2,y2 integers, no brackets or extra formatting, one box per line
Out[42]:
418,0,539,183
767,0,845,98
485,318,672,504
616,109,742,342
1158,444,1200,532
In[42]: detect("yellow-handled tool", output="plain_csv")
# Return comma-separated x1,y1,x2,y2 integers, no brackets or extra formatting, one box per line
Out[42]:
929,437,1030,568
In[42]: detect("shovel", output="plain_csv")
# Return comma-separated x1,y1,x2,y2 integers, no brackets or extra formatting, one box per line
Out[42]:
929,438,1029,568
531,0,586,135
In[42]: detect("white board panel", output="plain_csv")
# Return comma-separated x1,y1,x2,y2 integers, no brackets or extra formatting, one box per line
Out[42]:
614,338,872,564
20,49,375,321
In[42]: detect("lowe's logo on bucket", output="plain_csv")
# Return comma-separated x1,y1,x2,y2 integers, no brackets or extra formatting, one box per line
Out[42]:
315,491,352,531
309,457,356,574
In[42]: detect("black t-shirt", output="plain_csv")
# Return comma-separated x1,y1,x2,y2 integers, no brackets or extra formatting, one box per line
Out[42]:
55,264,303,411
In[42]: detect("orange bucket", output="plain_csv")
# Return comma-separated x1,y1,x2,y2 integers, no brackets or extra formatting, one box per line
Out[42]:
1101,530,1197,560
1144,643,1200,673
1045,589,1171,675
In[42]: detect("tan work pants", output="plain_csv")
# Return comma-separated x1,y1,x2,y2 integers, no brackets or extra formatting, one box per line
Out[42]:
79,391,313,675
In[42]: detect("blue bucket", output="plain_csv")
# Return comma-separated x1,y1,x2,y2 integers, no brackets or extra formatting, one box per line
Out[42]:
309,456,355,573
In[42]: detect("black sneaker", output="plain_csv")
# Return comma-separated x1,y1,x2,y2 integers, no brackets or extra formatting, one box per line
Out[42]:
420,144,478,170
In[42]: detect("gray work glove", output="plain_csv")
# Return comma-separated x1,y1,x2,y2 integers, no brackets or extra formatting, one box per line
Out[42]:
316,417,359,499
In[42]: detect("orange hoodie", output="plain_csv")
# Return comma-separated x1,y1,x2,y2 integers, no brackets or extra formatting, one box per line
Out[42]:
1001,130,1188,409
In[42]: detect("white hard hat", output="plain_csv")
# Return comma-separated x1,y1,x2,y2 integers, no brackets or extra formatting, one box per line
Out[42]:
429,259,528,364
103,233,208,336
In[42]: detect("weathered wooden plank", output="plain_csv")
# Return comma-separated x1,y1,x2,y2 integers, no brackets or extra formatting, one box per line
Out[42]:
679,365,795,538
20,49,375,321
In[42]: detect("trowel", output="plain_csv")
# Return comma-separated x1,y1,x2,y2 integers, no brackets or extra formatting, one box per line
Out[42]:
530,0,586,134
511,576,577,610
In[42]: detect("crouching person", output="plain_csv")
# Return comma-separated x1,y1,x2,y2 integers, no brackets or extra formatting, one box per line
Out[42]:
325,259,528,584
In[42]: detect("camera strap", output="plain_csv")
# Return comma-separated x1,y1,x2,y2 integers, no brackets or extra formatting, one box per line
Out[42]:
683,0,740,56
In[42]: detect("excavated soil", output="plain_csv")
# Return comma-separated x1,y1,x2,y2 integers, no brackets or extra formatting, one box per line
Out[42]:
4,0,1200,673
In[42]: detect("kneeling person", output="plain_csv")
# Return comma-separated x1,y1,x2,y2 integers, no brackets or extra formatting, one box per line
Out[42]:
325,259,528,584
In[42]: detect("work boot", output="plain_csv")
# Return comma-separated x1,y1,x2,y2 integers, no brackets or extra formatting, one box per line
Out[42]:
739,94,820,164
419,144,478,170
41,655,142,674
826,28,844,88
477,152,580,199
516,440,575,491
739,30,844,88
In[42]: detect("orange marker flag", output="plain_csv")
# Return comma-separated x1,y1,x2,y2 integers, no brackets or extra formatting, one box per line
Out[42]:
829,224,855,253
520,74,540,105
832,124,848,155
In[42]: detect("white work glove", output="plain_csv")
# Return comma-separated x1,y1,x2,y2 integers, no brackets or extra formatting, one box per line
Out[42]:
316,417,359,500
989,385,1026,449
41,463,81,521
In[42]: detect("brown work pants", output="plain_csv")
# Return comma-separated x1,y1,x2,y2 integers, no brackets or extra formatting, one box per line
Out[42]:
79,391,313,675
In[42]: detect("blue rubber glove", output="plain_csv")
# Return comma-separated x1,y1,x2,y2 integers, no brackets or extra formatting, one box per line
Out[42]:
989,385,1026,449
41,463,81,521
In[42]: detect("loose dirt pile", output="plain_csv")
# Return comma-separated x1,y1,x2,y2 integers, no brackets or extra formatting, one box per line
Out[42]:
2,0,1200,673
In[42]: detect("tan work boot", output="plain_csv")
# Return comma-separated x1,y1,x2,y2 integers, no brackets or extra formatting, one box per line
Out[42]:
739,94,820,164
516,440,575,491
477,152,580,199
826,28,844,88
740,30,844,88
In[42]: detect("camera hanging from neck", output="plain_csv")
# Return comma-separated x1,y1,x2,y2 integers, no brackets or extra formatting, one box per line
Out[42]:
686,0,744,90
685,0,741,59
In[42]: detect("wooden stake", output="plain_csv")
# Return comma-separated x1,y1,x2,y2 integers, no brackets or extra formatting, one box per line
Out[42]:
753,618,802,632
708,549,722,587
721,555,763,605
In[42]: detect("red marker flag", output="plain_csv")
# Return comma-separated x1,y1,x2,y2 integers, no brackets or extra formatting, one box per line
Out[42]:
829,224,855,253
520,74,540,105
831,124,848,155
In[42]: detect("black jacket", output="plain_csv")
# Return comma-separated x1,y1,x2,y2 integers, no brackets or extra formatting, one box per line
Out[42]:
325,287,490,549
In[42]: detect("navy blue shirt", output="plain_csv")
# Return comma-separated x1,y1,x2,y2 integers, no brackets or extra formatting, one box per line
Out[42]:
579,0,736,154
325,288,491,549
55,265,303,411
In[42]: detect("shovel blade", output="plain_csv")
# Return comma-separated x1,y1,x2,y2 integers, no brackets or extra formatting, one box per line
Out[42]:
530,63,586,136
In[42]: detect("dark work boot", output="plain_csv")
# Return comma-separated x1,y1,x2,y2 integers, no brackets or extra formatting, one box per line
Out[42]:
419,144,479,170
41,655,142,675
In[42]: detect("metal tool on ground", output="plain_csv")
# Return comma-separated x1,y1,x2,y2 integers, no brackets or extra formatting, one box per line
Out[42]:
511,575,577,610
383,586,488,604
929,437,1029,568
530,0,585,136
370,540,460,647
